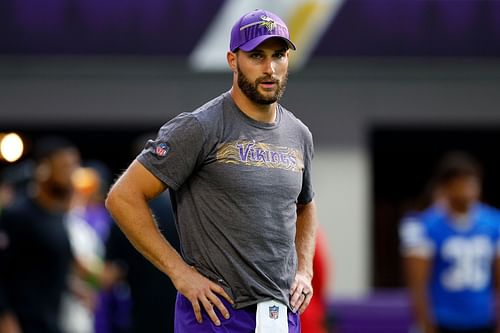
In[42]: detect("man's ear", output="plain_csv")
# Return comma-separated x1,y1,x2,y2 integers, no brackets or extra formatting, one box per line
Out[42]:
227,51,237,73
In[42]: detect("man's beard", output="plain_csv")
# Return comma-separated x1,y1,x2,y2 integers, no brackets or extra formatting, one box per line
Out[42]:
237,65,288,105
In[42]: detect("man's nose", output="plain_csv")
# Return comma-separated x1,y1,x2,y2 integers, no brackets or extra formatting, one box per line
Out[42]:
263,59,275,76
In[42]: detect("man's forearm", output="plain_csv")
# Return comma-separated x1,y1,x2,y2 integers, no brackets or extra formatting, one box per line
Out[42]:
404,256,435,333
105,186,188,285
494,257,500,331
410,287,434,331
295,200,318,278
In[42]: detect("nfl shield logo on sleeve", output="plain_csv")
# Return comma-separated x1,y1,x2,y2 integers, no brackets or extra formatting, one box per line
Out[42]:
155,143,169,157
269,305,279,320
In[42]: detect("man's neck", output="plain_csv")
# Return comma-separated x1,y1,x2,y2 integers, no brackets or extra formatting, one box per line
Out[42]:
230,88,277,124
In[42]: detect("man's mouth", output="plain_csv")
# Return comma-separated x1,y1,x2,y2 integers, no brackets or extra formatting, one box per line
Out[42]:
259,79,278,89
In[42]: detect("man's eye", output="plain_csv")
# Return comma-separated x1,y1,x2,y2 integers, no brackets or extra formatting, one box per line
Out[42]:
250,53,263,59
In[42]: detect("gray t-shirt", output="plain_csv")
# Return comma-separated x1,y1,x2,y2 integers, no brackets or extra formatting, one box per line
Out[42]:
137,91,314,309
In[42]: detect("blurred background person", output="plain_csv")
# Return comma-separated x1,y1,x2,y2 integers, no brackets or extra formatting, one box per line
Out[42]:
0,162,33,332
61,164,114,333
70,163,113,248
400,152,500,333
0,137,84,333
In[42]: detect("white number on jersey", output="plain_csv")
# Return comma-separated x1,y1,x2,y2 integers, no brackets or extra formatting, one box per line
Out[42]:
441,236,493,291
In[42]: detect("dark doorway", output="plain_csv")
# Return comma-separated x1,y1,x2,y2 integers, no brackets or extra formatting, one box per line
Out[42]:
371,126,500,288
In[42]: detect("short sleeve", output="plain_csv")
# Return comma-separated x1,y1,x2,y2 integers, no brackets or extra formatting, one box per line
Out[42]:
137,113,206,190
297,130,315,204
399,216,434,257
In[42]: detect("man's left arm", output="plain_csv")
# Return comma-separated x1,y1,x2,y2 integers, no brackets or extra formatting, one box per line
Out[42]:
494,255,500,333
290,199,318,313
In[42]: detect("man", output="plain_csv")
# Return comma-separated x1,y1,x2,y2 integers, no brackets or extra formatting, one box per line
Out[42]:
0,137,81,333
106,8,317,332
400,152,500,333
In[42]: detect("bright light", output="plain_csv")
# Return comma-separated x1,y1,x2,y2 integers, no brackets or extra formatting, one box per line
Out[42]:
0,133,24,163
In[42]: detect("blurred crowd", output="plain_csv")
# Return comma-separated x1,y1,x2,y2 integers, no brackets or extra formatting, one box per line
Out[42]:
0,136,181,333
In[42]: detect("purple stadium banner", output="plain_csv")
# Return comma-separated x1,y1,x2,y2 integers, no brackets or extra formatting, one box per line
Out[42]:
0,0,499,56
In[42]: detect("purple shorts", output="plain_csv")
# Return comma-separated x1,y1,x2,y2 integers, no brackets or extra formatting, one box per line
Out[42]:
174,293,301,332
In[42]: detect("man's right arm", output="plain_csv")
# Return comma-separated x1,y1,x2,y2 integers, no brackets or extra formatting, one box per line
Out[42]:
399,218,436,333
105,160,232,325
403,255,436,333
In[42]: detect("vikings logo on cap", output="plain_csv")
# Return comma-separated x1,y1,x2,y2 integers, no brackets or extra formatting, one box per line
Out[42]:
269,305,279,319
259,15,276,32
229,9,296,53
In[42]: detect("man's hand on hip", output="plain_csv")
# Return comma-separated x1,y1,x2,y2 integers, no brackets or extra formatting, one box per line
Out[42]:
289,271,313,314
174,266,233,326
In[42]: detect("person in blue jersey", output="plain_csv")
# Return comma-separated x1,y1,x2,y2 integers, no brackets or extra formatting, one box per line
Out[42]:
400,152,500,333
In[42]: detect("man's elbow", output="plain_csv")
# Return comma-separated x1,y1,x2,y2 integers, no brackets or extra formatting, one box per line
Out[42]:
104,184,123,216
105,180,147,217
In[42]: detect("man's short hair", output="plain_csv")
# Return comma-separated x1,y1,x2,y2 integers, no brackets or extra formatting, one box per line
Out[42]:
433,151,482,185
32,136,77,164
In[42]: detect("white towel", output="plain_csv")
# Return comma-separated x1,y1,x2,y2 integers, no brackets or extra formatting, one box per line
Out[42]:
255,300,288,333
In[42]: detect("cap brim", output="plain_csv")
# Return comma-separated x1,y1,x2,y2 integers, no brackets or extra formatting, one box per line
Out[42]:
237,35,296,52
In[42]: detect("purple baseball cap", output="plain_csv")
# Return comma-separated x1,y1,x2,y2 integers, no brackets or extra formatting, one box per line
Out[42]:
230,9,296,52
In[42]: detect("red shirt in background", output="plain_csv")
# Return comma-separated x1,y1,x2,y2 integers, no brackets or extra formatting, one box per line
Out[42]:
301,229,331,333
